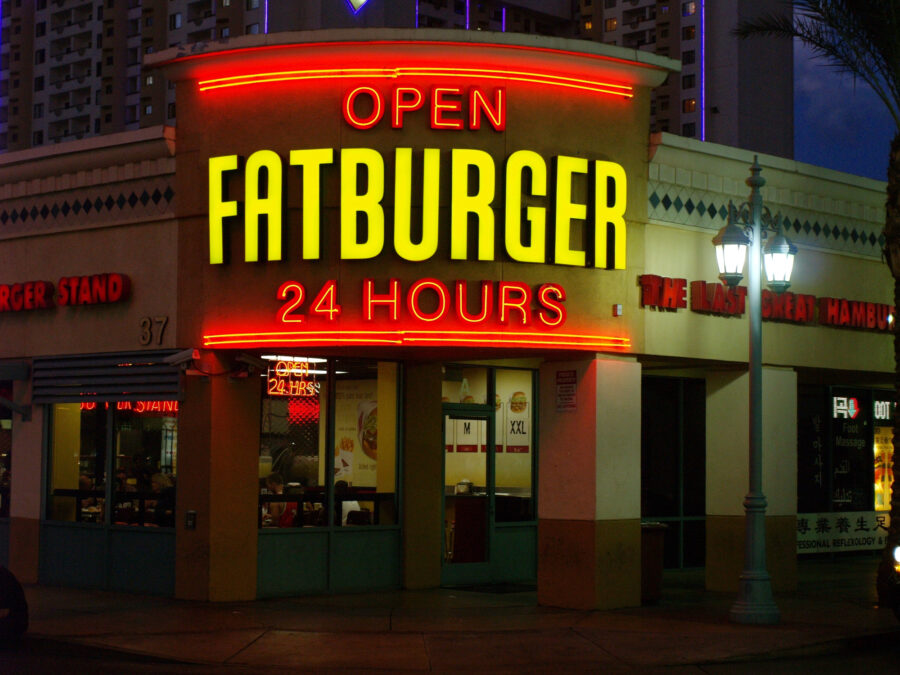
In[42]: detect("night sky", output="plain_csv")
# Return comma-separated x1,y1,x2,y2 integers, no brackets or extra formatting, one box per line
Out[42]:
794,41,896,182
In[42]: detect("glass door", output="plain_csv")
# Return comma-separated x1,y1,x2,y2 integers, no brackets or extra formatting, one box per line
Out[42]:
442,412,494,585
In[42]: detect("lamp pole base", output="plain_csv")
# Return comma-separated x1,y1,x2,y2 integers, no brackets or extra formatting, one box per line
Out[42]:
729,575,780,625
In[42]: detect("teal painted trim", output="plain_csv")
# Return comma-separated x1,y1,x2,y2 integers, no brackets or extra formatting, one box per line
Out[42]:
257,529,329,597
331,529,401,592
257,527,402,597
0,519,8,567
108,528,175,595
39,522,175,594
40,523,107,588
492,525,536,583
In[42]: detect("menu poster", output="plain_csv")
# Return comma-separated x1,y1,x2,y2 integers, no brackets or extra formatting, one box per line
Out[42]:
797,386,828,513
830,388,873,512
455,418,479,453
497,370,532,454
334,379,378,487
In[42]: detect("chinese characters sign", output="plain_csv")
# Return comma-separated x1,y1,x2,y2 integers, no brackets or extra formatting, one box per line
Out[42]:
797,511,890,553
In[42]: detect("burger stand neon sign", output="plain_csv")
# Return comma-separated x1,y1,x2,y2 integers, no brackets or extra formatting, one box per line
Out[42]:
203,77,633,352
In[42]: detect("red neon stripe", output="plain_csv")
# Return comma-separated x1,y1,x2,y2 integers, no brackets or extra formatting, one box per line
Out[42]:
202,329,630,350
163,39,663,73
197,66,633,98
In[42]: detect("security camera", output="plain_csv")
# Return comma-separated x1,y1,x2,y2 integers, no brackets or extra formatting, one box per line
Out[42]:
163,348,198,367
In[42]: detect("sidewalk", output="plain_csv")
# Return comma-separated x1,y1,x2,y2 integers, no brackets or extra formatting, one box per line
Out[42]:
18,556,900,672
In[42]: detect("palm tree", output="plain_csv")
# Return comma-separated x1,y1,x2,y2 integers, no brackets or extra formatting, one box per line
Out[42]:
734,1,900,604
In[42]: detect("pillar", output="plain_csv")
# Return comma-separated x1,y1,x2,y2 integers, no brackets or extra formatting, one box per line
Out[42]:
175,366,261,601
537,355,642,609
706,367,797,592
401,362,443,589
8,378,42,583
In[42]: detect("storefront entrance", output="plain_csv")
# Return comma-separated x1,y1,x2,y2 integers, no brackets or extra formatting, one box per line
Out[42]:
440,366,538,587
442,411,493,585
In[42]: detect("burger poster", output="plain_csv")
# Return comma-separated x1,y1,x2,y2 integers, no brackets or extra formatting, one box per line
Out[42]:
496,369,532,490
334,379,378,488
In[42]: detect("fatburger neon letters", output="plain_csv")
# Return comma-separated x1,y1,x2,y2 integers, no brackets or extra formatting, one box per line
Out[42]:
208,147,627,269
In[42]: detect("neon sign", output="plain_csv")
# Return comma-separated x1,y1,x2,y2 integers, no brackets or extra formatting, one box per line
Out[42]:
80,401,179,414
346,0,371,13
266,359,319,397
204,329,630,351
343,85,506,131
274,278,565,328
209,147,627,269
197,66,634,99
0,273,131,313
640,274,894,332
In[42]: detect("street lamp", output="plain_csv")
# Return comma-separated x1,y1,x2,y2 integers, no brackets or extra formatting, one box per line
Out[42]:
711,156,796,625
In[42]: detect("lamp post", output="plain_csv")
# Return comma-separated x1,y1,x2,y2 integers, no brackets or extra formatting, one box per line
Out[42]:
712,157,796,625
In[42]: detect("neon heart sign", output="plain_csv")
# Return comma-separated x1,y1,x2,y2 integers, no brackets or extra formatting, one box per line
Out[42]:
346,0,371,13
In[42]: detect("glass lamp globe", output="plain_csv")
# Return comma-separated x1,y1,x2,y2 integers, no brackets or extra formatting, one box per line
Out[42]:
763,231,797,293
712,221,750,287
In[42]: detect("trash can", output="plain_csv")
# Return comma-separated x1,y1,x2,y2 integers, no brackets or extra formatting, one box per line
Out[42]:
641,522,668,605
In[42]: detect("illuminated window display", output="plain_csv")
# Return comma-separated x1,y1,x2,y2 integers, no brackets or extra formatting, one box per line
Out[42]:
47,402,178,527
797,386,894,554
258,357,398,529
442,367,536,567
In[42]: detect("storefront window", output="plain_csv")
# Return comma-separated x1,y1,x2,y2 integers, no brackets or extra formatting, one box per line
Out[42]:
334,360,398,526
112,402,178,527
873,396,894,511
258,357,399,529
0,381,12,518
47,402,178,526
494,369,534,522
48,403,107,523
442,365,488,404
260,356,327,527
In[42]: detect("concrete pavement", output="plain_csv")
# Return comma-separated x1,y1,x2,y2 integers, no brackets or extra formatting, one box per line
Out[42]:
14,556,900,672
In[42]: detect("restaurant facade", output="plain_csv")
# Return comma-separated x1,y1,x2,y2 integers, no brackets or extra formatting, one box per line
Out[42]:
0,30,892,608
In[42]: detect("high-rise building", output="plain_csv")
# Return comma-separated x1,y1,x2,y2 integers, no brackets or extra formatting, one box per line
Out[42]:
0,0,791,157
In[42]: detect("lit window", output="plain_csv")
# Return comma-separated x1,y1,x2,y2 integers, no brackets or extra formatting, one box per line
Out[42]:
221,27,230,37
682,98,696,113
169,13,182,30
683,1,696,16
258,358,400,530
584,20,593,31
247,0,260,8
605,17,617,31
145,104,153,115
247,22,260,34
145,75,154,86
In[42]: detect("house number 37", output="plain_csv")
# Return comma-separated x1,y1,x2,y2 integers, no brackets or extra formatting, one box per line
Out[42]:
139,316,169,345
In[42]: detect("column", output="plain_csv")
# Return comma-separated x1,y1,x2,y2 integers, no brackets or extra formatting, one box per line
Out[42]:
8,378,42,583
401,362,443,589
706,367,798,592
175,365,261,601
537,355,642,609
